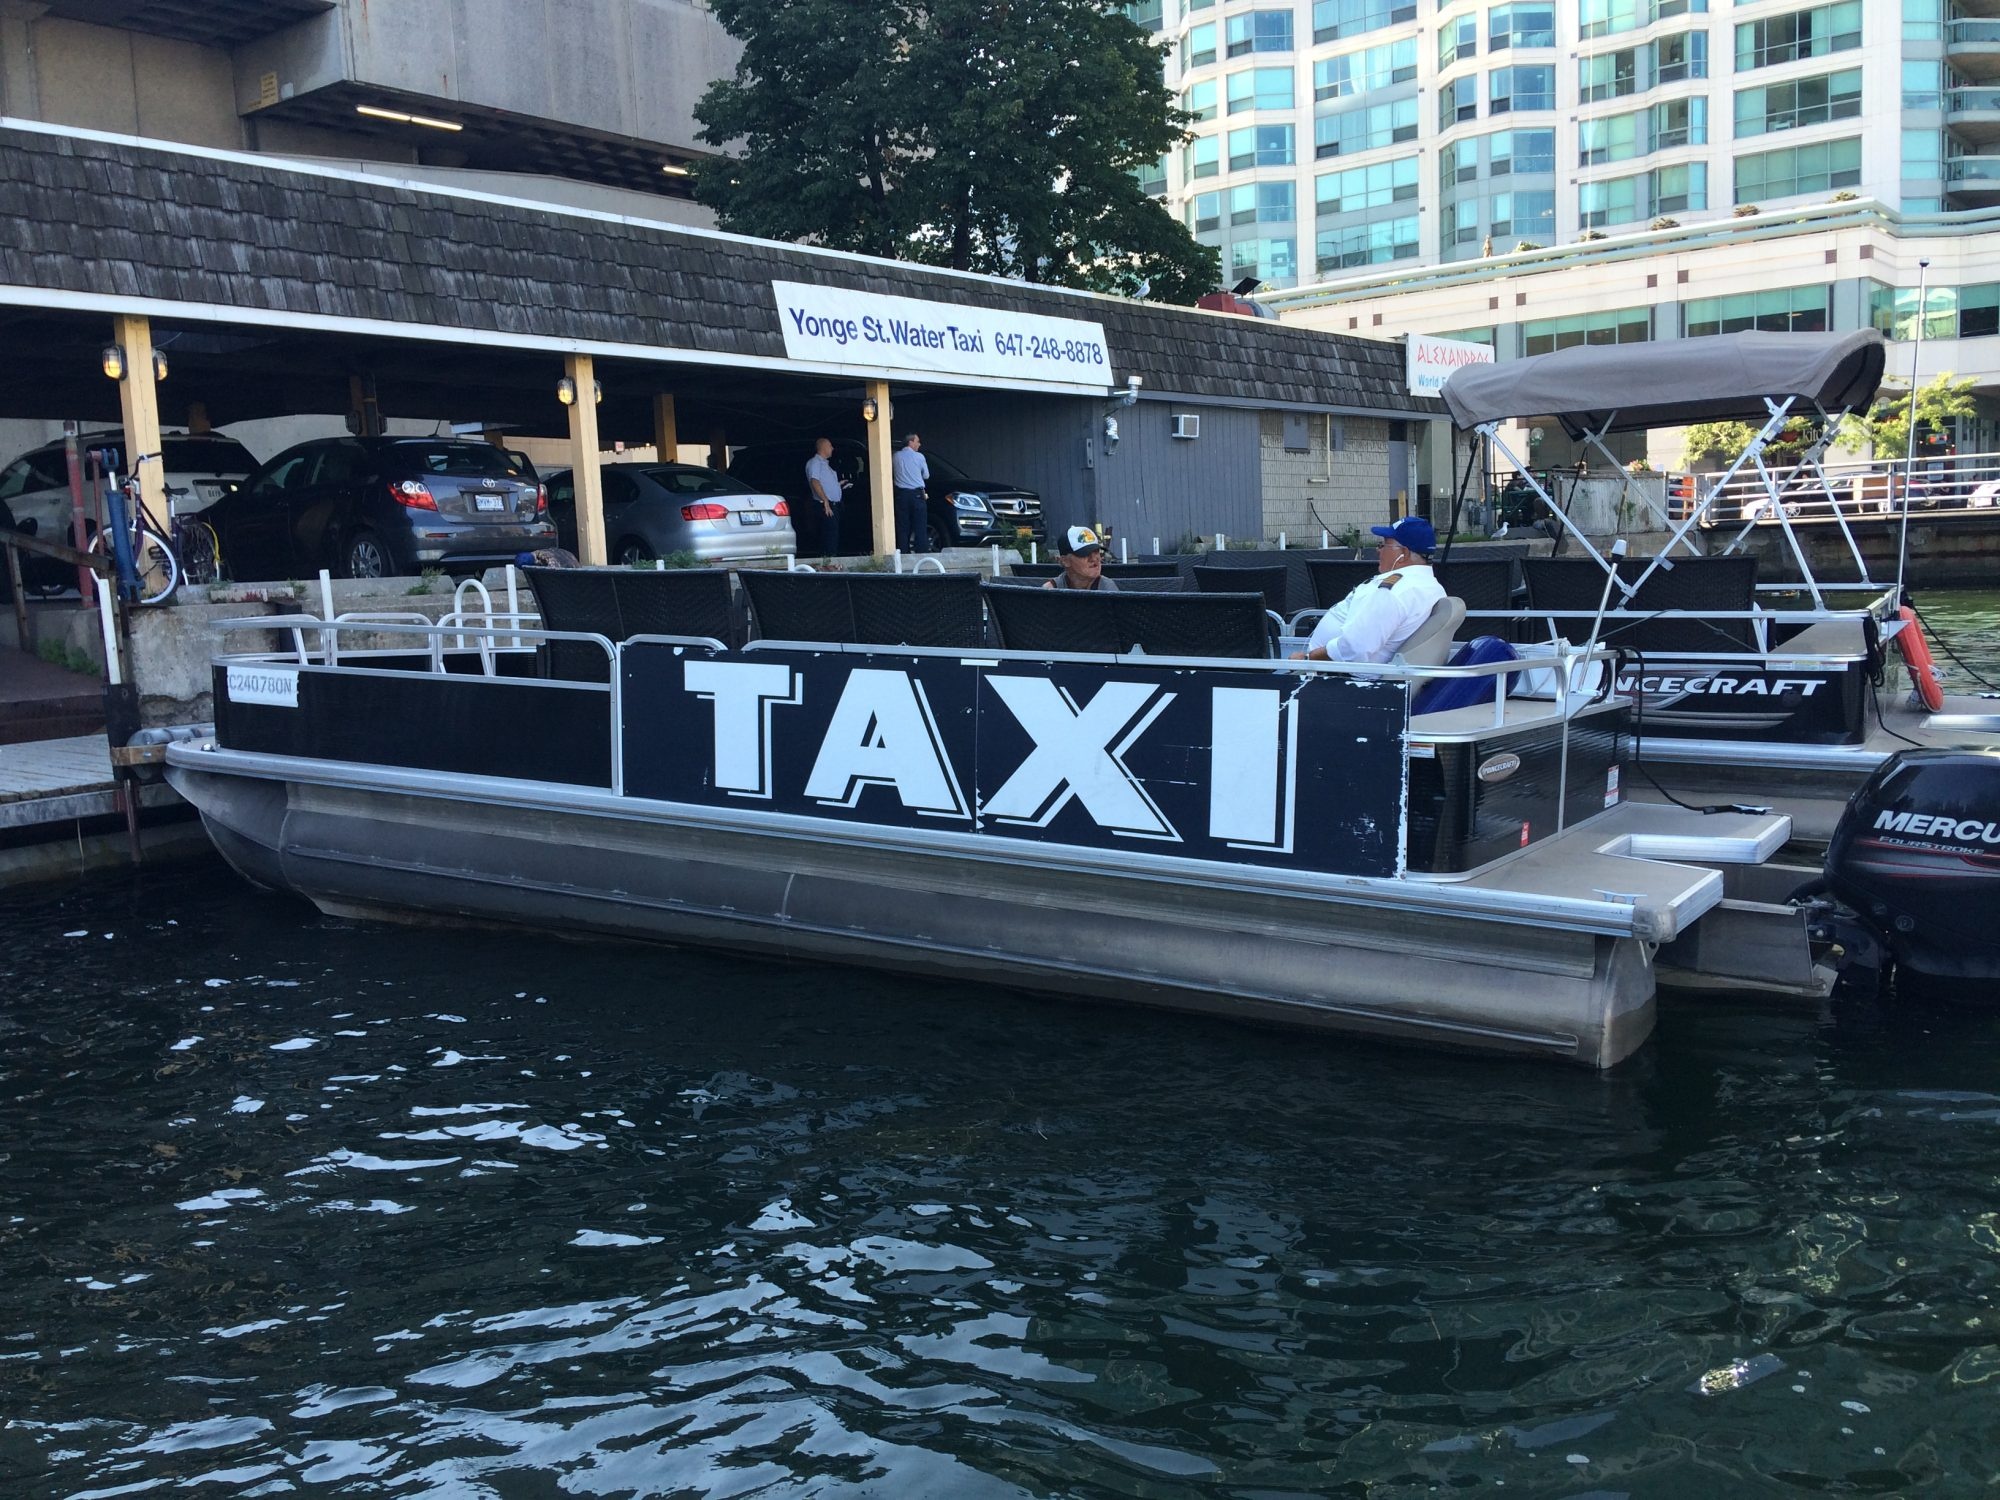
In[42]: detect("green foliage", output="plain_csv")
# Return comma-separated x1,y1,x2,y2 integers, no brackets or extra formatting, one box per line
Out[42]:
406,567,444,596
694,0,1219,304
34,636,97,675
1851,372,1979,459
1682,418,1823,470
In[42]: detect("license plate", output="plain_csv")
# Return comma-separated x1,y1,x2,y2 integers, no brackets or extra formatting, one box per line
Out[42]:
1016,526,1033,537
474,495,504,512
740,513,765,525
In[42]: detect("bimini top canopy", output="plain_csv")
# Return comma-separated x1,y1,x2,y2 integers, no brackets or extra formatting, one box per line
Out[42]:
1440,328,1887,436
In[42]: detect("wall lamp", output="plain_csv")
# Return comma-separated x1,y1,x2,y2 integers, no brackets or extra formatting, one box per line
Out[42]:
557,377,603,406
101,345,167,381
861,396,879,422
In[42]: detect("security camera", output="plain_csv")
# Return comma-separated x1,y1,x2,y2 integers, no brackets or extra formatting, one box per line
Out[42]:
1104,414,1120,444
1122,374,1142,407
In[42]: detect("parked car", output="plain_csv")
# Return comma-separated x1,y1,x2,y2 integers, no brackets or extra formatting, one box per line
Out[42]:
203,436,553,581
0,429,258,587
545,462,795,564
726,439,1044,553
1968,479,2000,508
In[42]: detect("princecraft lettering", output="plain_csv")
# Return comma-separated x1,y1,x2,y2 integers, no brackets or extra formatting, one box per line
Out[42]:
1615,673,1829,697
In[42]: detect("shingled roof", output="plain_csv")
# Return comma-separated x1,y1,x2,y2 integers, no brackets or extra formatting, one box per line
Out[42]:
0,121,1438,419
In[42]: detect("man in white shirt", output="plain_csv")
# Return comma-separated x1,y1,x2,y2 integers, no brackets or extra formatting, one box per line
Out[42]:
891,432,930,553
1301,516,1447,663
803,438,843,556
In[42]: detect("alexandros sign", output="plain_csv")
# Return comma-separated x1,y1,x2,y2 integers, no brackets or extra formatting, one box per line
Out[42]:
620,645,1407,878
771,281,1112,390
1407,334,1494,397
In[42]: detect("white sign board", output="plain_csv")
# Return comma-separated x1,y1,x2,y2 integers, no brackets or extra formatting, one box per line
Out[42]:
1407,333,1495,397
225,663,299,708
771,280,1112,390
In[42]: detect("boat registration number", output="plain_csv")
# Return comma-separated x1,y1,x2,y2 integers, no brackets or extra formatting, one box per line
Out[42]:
474,494,505,512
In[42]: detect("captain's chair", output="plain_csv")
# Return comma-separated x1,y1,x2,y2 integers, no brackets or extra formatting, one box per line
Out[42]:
1389,597,1467,668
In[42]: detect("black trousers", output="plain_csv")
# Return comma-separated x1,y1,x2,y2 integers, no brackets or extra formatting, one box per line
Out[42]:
895,487,928,552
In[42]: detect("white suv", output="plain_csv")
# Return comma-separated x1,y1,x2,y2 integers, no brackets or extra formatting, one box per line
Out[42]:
0,431,257,585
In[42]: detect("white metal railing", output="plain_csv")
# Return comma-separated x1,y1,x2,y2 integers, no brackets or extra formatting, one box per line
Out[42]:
1694,448,2000,520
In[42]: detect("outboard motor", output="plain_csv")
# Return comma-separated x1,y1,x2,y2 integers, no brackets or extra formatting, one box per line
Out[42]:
1819,749,2000,992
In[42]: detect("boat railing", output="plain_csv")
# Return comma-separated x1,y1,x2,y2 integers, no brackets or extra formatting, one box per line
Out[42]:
208,616,1623,810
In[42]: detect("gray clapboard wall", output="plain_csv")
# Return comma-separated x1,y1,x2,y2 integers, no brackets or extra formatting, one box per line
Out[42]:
1094,401,1262,550
916,393,1097,530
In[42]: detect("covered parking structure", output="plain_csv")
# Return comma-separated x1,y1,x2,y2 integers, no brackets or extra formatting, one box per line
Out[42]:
0,117,1437,573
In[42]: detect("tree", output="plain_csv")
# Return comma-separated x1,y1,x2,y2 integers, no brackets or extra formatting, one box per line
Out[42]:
1849,372,1979,459
1681,418,1825,471
693,0,1220,303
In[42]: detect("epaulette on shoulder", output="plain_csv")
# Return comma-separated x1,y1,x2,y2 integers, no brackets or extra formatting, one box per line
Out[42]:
1376,573,1401,589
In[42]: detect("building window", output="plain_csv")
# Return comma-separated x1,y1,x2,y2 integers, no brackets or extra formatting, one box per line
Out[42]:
1314,216,1419,272
1903,0,1943,41
1579,174,1642,228
1580,113,1641,167
1184,80,1217,123
1489,65,1554,114
1311,0,1417,47
1231,180,1297,224
1230,236,1298,286
1490,127,1555,176
1313,37,1416,101
1490,190,1555,240
1653,31,1706,84
1440,75,1478,130
1903,60,1943,111
1868,282,1963,340
1685,287,1830,337
1735,69,1862,137
1188,135,1220,179
1650,161,1706,213
1191,190,1222,233
1228,67,1294,114
1228,123,1296,170
1187,22,1217,68
1904,127,1943,179
1137,155,1168,197
1315,156,1419,215
1227,10,1293,57
1735,2,1863,72
1579,49,1639,105
1734,136,1862,202
1442,199,1479,246
1315,97,1419,158
1523,308,1652,355
1653,97,1706,151
1438,326,1497,346
1439,14,1477,69
1440,140,1477,186
1488,4,1556,50
1123,1,1164,32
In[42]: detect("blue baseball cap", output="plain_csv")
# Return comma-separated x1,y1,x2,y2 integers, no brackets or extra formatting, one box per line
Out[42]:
1370,516,1436,556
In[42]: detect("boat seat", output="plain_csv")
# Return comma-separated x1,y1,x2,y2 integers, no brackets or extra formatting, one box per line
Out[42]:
1307,558,1380,610
1391,597,1467,668
740,569,988,648
526,565,739,681
1193,563,1289,616
983,583,1273,658
1432,559,1517,639
1523,555,1760,654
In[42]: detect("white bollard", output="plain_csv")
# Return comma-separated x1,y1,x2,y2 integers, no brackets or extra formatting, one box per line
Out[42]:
892,551,904,574
1278,532,1287,550
1120,536,1129,563
990,543,1000,575
1215,533,1226,552
1321,529,1329,549
1152,536,1160,554
1030,542,1039,564
96,570,121,686
318,568,336,665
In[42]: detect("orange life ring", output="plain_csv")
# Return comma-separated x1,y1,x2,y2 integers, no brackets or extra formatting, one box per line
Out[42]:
1895,605,1946,712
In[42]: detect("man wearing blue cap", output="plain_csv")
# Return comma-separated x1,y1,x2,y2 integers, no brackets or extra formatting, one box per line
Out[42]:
1300,516,1446,663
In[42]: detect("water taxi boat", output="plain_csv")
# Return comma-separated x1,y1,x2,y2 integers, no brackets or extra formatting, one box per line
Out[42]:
165,565,1831,1069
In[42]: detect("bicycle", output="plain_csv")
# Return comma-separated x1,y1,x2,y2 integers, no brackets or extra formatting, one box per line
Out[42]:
87,453,224,605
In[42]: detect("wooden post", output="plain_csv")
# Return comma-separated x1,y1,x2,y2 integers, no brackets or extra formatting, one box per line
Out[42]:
566,354,606,565
652,393,678,464
113,314,164,523
865,380,894,556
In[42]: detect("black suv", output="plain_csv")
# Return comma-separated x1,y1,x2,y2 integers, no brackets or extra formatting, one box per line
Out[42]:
203,437,553,580
727,439,1044,553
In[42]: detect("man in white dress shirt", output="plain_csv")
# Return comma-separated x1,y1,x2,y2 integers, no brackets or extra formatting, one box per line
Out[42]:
1301,516,1447,663
891,433,930,553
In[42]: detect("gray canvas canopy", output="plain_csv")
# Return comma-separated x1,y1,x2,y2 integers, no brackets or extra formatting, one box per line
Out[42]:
1440,329,1887,436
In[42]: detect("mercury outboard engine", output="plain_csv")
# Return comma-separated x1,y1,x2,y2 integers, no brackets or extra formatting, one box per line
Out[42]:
1818,749,2000,992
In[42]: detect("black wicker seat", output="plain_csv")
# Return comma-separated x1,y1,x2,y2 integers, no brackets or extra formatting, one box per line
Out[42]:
984,584,1271,659
1433,558,1519,640
739,569,987,648
1523,555,1758,652
1307,559,1380,609
526,566,737,681
1193,563,1289,617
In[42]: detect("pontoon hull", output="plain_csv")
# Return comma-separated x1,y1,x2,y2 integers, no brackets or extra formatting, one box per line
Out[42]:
168,757,1659,1068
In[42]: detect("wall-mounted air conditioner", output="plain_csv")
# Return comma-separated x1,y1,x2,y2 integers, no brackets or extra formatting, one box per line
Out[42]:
1171,413,1200,440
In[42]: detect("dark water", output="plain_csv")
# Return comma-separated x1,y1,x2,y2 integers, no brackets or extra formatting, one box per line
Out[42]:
5,870,2000,1498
